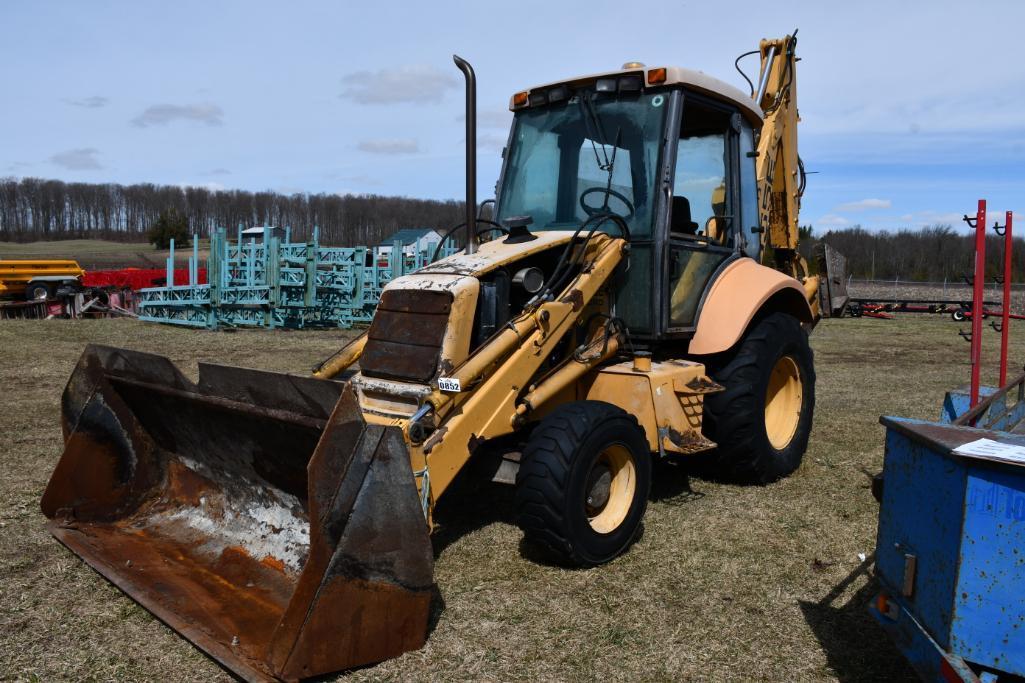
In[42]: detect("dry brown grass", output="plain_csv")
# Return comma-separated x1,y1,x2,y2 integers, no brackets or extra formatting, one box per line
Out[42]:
2,315,1022,681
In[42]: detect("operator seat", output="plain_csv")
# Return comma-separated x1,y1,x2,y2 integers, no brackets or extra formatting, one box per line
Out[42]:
668,195,711,325
670,196,699,235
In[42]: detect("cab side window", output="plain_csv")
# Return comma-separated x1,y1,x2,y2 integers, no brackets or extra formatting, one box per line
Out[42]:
666,98,737,330
670,102,732,245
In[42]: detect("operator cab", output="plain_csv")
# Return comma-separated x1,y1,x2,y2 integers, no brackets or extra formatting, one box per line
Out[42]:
494,65,763,341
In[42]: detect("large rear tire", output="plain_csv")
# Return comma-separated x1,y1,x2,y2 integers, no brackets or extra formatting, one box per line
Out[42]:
515,401,651,567
701,312,815,484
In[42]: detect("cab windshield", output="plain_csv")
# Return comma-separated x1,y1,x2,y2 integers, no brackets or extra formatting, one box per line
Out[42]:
496,89,668,239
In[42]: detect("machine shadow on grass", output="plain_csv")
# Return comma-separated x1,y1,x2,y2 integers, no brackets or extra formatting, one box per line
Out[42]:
427,468,565,569
650,457,707,504
798,555,917,682
430,469,518,558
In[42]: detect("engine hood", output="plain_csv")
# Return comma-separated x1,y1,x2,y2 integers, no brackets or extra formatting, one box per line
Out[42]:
408,230,576,280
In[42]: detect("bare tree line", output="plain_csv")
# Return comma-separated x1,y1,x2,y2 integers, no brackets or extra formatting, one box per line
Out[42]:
4,178,1020,282
802,225,1025,282
0,177,467,246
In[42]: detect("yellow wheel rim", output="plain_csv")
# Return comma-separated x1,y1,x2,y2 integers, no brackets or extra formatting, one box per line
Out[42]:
765,355,803,450
585,445,636,534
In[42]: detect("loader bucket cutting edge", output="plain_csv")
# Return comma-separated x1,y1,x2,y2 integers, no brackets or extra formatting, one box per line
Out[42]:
41,345,435,682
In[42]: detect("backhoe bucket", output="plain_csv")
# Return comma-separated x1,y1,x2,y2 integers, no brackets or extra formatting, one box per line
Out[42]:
815,242,849,318
41,345,434,682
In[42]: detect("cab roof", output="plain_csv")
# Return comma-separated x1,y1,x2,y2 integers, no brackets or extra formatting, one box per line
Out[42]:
510,65,762,125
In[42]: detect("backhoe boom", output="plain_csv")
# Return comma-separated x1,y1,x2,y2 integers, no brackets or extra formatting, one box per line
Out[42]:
754,33,803,279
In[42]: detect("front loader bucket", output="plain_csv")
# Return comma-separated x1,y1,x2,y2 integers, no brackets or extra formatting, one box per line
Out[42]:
41,345,434,682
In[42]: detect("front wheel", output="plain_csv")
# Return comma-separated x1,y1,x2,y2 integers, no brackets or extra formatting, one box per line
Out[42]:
701,312,816,483
515,401,651,567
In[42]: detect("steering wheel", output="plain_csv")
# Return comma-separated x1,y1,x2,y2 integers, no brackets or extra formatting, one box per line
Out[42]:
432,220,508,262
579,186,635,220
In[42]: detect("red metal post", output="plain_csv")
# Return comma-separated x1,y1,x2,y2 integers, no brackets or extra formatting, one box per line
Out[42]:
970,199,987,407
1000,210,1013,386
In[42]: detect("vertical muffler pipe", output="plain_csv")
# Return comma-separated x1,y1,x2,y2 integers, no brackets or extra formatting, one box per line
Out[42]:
454,55,477,255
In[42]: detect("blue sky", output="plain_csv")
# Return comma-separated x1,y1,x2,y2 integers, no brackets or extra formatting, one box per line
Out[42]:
1,0,1022,233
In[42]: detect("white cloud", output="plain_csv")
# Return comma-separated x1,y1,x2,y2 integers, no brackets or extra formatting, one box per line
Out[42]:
835,198,892,211
178,181,225,192
340,65,457,105
357,138,420,154
896,210,971,227
806,90,1025,136
64,96,109,108
479,110,512,128
477,133,508,154
206,167,231,176
460,109,512,129
49,148,102,170
816,213,851,228
337,173,382,186
132,103,224,127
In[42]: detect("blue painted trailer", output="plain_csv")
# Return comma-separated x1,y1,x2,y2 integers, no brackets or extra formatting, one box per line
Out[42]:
871,377,1025,682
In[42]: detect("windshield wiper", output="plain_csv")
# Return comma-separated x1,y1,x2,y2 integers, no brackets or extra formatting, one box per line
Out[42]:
578,93,613,171
577,93,621,214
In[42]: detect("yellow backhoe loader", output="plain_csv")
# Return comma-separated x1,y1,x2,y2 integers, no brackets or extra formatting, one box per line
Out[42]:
42,34,844,681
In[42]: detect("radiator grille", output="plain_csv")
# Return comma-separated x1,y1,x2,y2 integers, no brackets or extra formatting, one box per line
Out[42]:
360,289,452,383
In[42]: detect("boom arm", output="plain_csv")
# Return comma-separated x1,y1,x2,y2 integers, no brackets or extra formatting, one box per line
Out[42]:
754,33,803,280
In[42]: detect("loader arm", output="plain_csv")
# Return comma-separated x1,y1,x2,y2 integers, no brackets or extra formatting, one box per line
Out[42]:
310,226,629,526
408,233,627,516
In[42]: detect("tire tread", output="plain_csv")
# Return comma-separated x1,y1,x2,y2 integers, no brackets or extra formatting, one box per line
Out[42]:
702,312,816,484
515,401,647,566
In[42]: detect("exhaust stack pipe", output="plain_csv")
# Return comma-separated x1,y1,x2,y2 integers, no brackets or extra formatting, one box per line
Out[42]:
454,55,477,255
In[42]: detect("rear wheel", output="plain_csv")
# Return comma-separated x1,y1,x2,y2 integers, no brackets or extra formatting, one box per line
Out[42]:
515,401,651,567
702,312,815,483
25,282,52,300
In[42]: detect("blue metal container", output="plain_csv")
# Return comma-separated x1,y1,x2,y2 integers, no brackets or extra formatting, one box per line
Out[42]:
872,381,1025,682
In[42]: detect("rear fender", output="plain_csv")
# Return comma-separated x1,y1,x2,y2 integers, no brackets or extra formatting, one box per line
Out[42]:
689,258,812,355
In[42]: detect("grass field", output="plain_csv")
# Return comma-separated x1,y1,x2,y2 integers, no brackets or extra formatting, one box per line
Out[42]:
0,239,207,270
2,315,1022,681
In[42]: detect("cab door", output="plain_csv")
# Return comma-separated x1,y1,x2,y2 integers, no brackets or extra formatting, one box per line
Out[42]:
664,95,741,333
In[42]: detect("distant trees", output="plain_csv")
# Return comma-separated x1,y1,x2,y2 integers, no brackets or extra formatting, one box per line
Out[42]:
802,224,1025,282
0,177,466,247
147,209,191,249
3,176,1019,283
